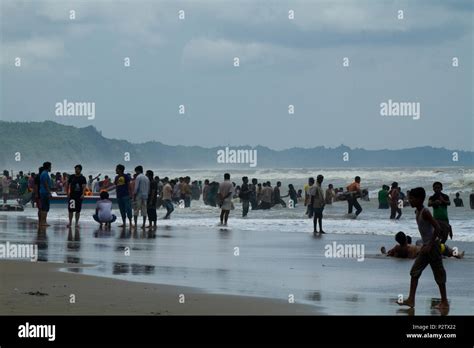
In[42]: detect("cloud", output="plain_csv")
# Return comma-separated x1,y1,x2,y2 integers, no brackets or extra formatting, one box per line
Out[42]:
0,37,64,67
181,37,300,70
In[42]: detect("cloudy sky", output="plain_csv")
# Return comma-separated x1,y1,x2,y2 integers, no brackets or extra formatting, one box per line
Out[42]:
1,0,472,151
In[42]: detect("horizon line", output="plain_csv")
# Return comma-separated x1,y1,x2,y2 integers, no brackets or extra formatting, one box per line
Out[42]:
1,120,473,153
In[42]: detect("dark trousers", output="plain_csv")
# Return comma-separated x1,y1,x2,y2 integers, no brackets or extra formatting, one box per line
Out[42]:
250,196,257,210
347,197,362,215
242,200,249,217
163,199,174,217
117,196,132,221
147,206,157,222
390,205,402,219
274,198,286,207
184,196,191,208
306,204,314,218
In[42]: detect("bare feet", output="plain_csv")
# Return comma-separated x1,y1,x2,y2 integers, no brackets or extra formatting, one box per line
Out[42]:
397,299,415,308
434,301,449,310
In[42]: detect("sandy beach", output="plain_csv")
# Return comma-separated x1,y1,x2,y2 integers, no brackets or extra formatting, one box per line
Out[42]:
0,260,318,315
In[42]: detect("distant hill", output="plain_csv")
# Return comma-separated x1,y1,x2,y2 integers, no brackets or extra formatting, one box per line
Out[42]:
0,121,472,170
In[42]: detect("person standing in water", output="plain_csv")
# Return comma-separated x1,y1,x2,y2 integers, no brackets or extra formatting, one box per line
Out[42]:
239,176,251,217
304,177,315,218
218,173,234,226
453,192,463,207
258,182,272,210
325,184,335,205
39,162,53,227
133,166,150,229
389,182,402,220
161,177,174,219
428,182,452,243
202,179,210,205
311,175,326,234
282,184,298,207
346,176,363,218
398,187,448,312
114,164,133,229
249,178,258,210
1,170,11,203
378,185,389,209
273,181,286,207
34,167,43,219
146,170,158,230
66,164,87,228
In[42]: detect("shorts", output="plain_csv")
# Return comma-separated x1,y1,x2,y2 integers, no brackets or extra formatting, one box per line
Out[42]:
134,197,147,217
68,196,83,213
410,244,446,284
93,213,117,224
40,193,50,212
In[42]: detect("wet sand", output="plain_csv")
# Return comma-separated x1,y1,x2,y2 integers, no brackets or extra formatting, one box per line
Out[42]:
0,260,318,315
1,210,473,315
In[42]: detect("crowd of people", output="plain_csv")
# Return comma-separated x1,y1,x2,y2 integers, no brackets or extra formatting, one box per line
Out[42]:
1,165,472,234
1,163,471,312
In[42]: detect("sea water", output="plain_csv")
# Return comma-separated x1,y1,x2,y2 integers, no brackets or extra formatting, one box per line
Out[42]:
1,167,473,314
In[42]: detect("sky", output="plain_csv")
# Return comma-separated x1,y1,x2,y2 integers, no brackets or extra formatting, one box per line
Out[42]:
1,0,473,151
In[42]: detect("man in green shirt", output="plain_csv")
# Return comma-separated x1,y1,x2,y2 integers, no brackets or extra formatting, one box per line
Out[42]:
428,181,452,243
18,172,29,196
378,185,389,209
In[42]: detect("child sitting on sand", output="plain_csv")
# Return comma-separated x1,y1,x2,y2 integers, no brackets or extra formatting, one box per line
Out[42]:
381,231,464,259
381,231,419,259
93,191,117,229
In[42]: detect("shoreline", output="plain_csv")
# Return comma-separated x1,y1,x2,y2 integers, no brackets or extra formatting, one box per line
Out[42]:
0,260,321,315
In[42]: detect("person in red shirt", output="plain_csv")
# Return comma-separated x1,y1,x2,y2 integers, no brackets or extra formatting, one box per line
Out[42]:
347,176,363,217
